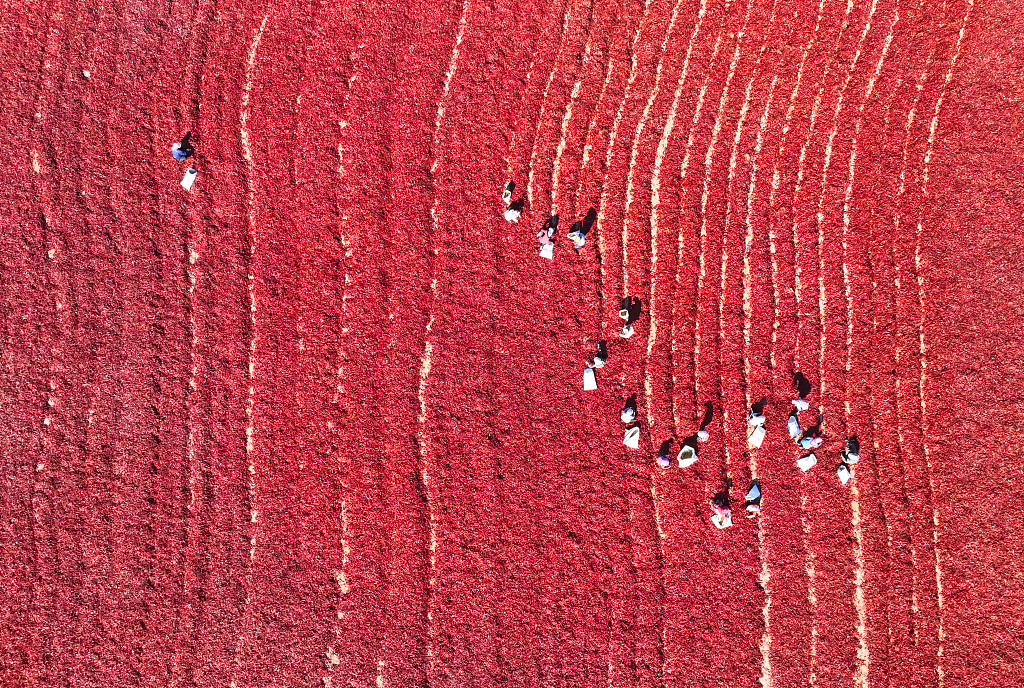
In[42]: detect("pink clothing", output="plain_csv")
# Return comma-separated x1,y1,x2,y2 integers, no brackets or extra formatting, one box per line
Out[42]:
710,501,730,518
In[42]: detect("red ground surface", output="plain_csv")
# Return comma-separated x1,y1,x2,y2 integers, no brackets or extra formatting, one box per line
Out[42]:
2,0,1023,686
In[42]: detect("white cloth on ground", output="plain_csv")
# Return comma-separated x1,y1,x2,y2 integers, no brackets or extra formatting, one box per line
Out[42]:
797,453,818,472
747,424,766,449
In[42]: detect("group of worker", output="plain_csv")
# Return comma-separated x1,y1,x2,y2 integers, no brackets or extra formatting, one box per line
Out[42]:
502,181,866,530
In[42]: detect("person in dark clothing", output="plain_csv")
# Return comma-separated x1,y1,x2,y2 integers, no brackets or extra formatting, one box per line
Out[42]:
590,340,608,369
697,401,714,441
172,132,195,161
621,395,638,424
567,220,586,249
656,439,673,469
841,435,860,464
798,414,824,450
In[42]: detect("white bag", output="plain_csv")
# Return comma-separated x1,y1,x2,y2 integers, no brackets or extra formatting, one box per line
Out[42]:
745,483,761,501
623,426,640,449
180,167,198,191
583,367,597,391
539,242,554,260
797,453,818,472
788,415,801,439
747,424,766,449
676,445,698,469
837,463,852,484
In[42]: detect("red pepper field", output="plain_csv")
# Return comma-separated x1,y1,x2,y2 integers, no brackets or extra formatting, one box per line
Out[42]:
3,0,1023,685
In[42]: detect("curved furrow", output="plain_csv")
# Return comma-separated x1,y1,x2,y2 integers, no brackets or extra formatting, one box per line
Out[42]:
649,0,711,436
417,0,470,678
614,0,713,683
760,1,834,685
620,0,688,300
549,0,599,216
594,0,657,328
176,0,219,675
505,0,575,204
695,3,779,686
526,0,584,211
886,7,949,679
701,14,753,485
231,14,270,685
844,68,907,688
715,4,786,687
677,29,724,411
787,0,860,375
912,2,974,684
823,5,900,686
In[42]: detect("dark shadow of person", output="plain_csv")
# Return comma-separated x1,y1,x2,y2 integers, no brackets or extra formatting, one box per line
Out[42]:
658,439,673,457
699,401,714,430
802,414,823,438
582,207,597,235
794,371,812,398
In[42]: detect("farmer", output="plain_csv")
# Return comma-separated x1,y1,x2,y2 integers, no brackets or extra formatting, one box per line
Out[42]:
744,481,762,517
619,296,642,324
621,323,635,339
171,132,195,161
792,371,812,412
505,198,523,223
537,214,558,258
841,435,860,464
621,395,638,424
656,439,673,469
502,181,515,204
697,401,713,442
747,398,767,428
567,220,586,249
798,415,824,450
710,483,733,529
591,340,608,369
